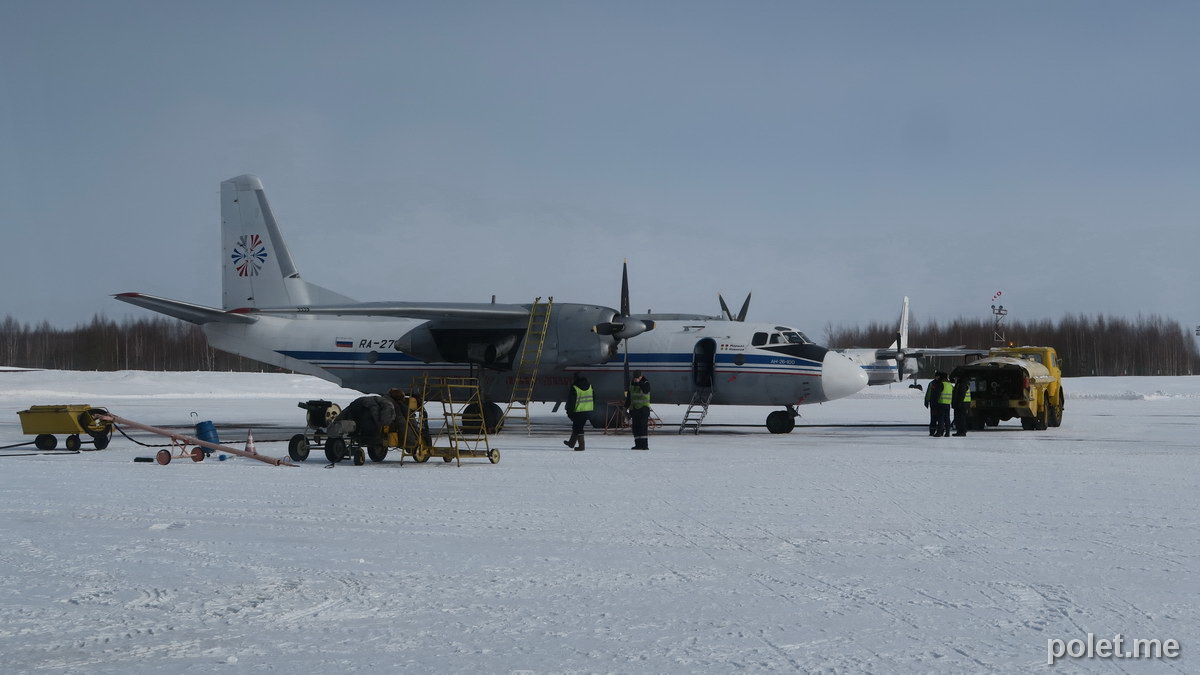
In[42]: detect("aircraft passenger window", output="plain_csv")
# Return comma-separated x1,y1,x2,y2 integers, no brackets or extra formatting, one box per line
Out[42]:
752,332,767,346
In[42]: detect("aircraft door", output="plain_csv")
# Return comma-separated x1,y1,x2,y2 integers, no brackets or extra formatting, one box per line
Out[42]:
692,338,716,389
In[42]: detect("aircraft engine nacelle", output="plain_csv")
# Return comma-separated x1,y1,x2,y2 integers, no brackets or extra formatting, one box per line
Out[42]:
546,304,622,367
396,324,524,369
394,325,443,363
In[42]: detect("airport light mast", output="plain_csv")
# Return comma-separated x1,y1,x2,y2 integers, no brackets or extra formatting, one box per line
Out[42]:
991,290,1007,345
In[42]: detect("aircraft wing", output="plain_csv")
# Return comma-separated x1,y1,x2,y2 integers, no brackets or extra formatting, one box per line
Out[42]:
114,293,258,325
235,301,532,321
875,346,988,360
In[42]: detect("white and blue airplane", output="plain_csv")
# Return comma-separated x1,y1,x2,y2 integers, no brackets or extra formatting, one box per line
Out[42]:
839,297,920,386
117,175,868,434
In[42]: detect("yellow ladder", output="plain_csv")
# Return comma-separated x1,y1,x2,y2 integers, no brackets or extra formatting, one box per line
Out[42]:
503,297,553,434
416,374,498,465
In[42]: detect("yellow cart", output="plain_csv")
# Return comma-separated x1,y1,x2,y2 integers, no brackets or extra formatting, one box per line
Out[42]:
17,405,113,451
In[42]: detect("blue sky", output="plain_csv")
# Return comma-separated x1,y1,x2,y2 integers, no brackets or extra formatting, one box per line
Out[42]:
2,1,1198,340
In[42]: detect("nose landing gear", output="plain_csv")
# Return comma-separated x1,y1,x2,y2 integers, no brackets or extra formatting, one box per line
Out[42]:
765,407,797,434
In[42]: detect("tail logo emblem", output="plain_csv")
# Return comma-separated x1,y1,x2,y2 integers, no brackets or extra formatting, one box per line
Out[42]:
232,234,268,277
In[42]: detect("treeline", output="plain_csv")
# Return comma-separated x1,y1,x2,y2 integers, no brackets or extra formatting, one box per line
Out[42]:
827,314,1198,377
0,315,278,372
2,313,1196,376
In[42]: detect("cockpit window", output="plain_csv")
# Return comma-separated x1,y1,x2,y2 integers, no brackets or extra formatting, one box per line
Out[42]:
769,333,781,344
751,332,767,346
781,331,811,344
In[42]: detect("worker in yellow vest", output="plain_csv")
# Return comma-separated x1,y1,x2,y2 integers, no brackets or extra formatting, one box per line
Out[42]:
951,375,972,436
625,371,652,450
564,373,594,451
923,371,953,437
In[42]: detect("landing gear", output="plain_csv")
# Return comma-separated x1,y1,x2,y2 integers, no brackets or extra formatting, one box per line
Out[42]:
766,410,796,434
464,402,504,434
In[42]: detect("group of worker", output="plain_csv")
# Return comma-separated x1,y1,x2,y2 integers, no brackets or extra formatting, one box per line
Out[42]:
924,371,971,437
563,370,653,451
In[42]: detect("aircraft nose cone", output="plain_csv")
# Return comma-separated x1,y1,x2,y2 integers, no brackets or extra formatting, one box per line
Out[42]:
821,350,869,401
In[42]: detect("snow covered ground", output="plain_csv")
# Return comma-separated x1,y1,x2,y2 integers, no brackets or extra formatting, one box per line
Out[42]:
0,370,1196,673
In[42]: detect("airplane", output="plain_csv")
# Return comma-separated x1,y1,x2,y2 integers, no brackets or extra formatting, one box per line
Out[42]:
840,296,992,389
116,174,868,435
839,297,920,387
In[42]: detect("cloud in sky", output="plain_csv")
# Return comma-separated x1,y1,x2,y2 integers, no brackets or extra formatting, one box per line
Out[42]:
1,2,1197,340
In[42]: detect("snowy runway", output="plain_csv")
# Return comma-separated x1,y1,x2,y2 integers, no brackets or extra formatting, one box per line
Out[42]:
1,371,1196,672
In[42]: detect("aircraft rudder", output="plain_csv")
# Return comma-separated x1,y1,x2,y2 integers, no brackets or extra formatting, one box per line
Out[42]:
220,174,303,309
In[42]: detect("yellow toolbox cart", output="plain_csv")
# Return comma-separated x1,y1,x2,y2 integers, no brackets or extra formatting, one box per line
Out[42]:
17,405,113,451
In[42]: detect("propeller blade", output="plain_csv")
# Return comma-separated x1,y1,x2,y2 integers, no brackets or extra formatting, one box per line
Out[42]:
719,294,734,322
736,292,752,322
624,338,631,392
894,331,904,383
620,261,631,317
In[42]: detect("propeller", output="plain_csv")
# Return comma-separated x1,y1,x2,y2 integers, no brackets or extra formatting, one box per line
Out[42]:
719,292,752,321
592,262,655,390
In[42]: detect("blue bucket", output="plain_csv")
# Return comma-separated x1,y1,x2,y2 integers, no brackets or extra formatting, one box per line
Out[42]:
194,419,220,447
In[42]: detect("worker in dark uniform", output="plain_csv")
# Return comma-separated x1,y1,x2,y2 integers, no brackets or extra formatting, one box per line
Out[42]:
951,375,972,436
625,370,652,450
924,371,953,437
564,373,594,451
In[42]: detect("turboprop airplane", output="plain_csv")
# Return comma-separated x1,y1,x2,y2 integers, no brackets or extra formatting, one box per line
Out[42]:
840,296,989,388
839,297,920,387
116,174,868,435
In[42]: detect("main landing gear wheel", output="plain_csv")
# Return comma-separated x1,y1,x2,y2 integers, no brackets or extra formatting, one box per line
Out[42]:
766,410,795,434
367,445,388,462
464,402,505,434
288,434,310,462
34,434,57,450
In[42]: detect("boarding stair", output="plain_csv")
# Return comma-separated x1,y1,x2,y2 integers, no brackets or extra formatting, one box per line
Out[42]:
678,388,713,434
502,297,553,434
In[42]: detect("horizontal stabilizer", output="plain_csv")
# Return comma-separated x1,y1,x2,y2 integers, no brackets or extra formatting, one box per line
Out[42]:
114,293,258,325
235,301,531,321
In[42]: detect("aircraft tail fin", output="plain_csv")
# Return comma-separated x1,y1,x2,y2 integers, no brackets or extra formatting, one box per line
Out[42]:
221,175,355,310
897,296,910,352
